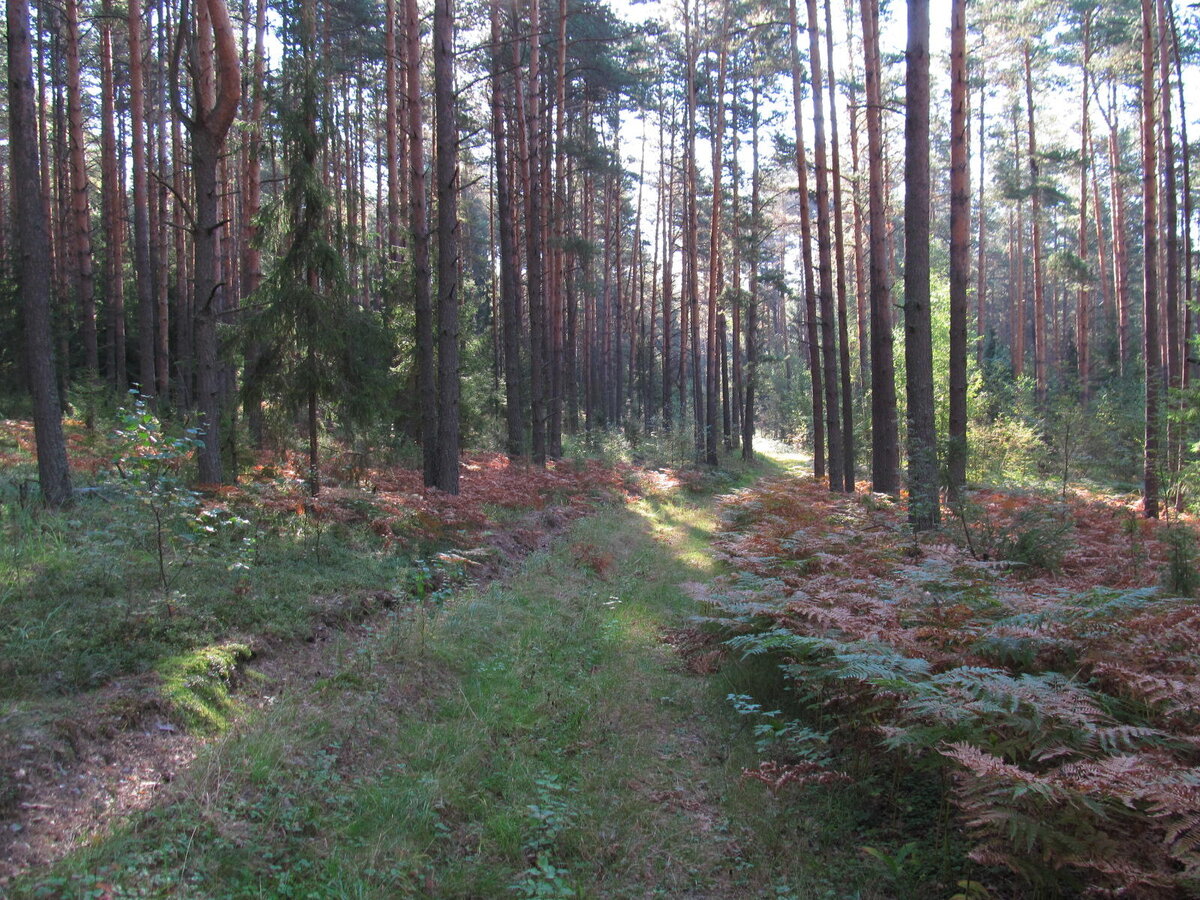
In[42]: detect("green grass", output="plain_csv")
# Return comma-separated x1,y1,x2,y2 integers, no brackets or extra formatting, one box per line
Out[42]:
9,450,903,899
0,483,411,700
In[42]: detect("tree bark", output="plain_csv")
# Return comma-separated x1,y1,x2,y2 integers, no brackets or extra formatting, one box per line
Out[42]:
859,0,898,494
406,0,436,485
9,0,73,506
705,1,729,466
1077,12,1092,403
433,0,460,493
1024,44,1046,405
129,0,157,401
904,0,938,530
491,0,523,457
825,0,854,488
1141,0,1161,518
172,0,241,485
947,0,969,494
64,0,98,378
100,0,126,390
789,0,824,478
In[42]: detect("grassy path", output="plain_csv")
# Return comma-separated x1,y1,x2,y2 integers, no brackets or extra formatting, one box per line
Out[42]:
13,457,882,899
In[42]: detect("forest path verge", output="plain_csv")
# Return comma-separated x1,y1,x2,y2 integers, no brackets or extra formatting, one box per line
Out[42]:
8,450,886,898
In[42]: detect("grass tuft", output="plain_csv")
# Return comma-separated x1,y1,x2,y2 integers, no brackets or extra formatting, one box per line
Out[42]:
156,642,253,733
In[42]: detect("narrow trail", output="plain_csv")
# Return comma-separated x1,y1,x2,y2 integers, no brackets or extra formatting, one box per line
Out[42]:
11,453,868,899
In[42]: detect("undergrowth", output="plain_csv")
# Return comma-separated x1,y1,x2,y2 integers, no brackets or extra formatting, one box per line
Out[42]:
695,477,1200,897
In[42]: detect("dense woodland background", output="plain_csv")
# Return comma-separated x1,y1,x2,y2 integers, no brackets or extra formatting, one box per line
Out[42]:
7,0,1200,894
2,0,1199,515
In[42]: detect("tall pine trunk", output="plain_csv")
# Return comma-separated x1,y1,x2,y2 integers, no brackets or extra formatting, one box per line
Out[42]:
433,0,460,493
947,0,969,494
904,0,938,530
1141,0,1161,518
9,0,73,506
860,0,898,494
789,0,824,478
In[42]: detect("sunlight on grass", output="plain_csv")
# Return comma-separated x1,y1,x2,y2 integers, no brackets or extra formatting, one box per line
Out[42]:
9,451,887,899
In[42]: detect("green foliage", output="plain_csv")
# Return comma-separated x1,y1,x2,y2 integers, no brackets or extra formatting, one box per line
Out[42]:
993,507,1074,575
1159,525,1199,597
703,479,1200,895
110,394,205,592
157,642,253,732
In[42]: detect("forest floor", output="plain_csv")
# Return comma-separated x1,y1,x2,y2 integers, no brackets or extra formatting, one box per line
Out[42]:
4,419,1197,897
2,427,904,898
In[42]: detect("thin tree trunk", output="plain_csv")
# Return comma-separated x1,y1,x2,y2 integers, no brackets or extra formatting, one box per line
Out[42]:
1025,44,1047,404
100,0,126,390
491,0,523,457
976,51,987,366
433,0,459,493
947,0,969,494
743,86,761,461
1078,13,1092,402
824,0,854,489
1156,0,1180,477
385,0,401,256
129,0,157,400
65,0,98,378
860,0,898,494
406,0,436,484
705,1,729,466
790,0,824,478
1141,0,1161,518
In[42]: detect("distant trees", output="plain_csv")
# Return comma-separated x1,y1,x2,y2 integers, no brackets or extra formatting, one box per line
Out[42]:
0,0,1196,521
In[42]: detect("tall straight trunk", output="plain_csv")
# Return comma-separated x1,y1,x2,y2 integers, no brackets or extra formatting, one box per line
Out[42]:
173,0,241,484
1024,44,1047,404
100,0,126,390
1012,103,1025,377
904,0,938,530
433,0,459,493
720,313,731,449
804,0,842,489
947,0,969,493
491,0,523,456
242,0,267,447
684,0,703,460
1077,14,1092,402
824,0,854,488
129,0,156,399
549,0,568,457
1091,145,1112,362
1156,0,1180,473
154,6,171,400
385,0,401,255
743,87,761,460
9,0,72,506
406,0,436,484
1109,117,1130,376
859,0,898,494
661,93,677,429
514,0,546,465
1167,0,1195,388
975,51,987,365
729,110,742,444
704,1,729,466
846,36,869,386
64,0,97,377
789,0,825,477
1141,0,1161,518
